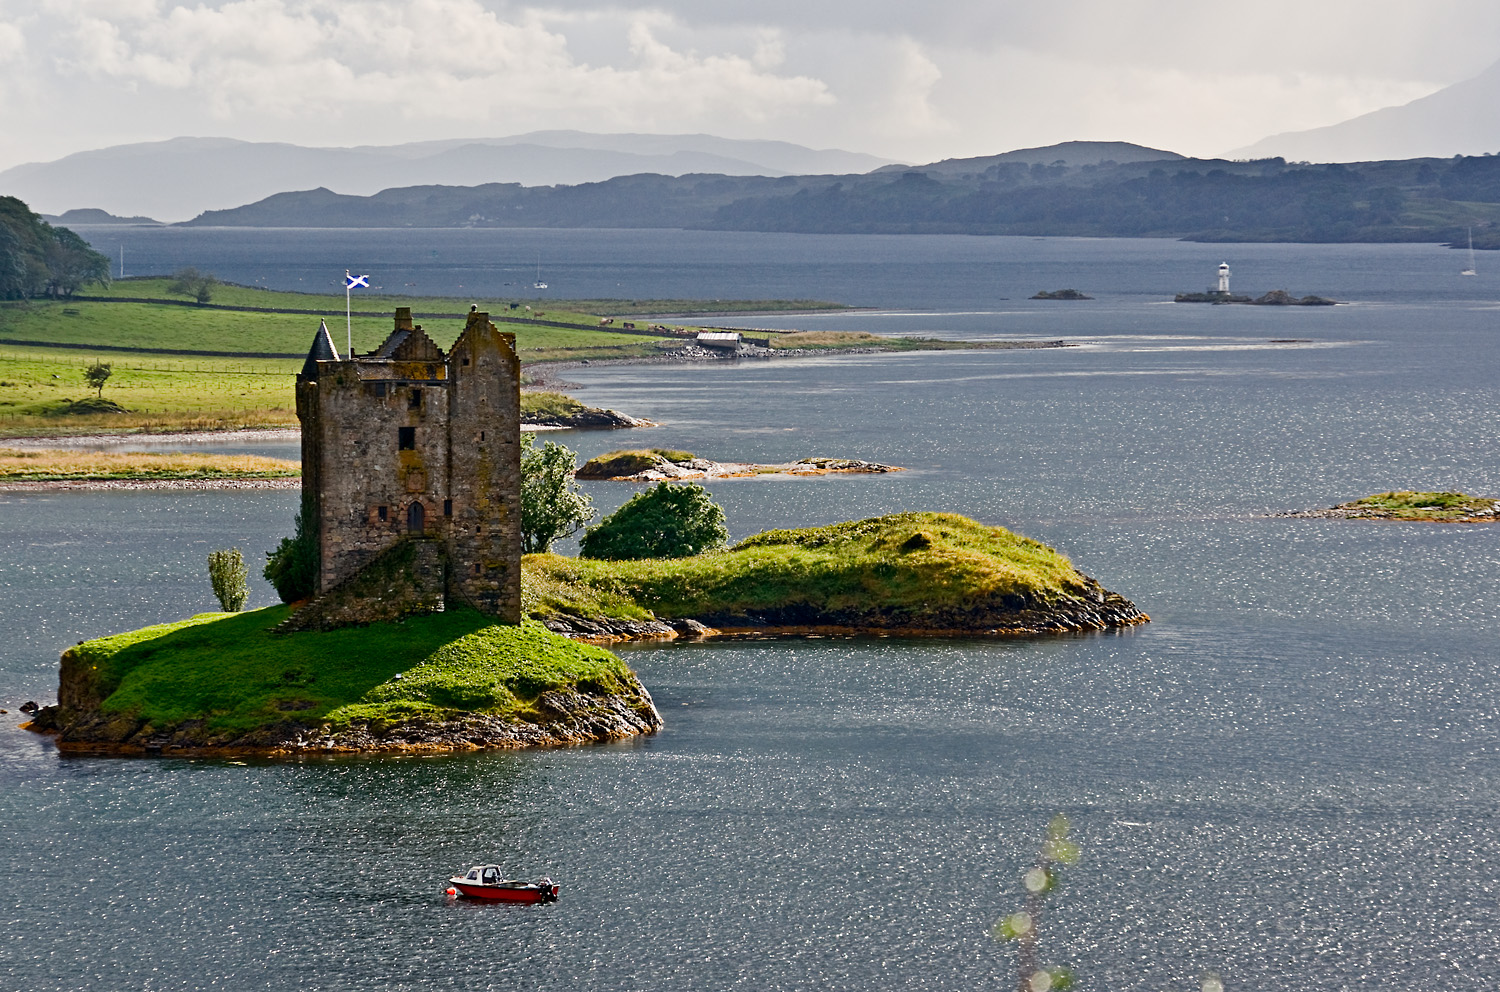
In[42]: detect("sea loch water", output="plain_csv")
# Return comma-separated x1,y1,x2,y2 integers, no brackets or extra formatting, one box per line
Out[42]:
1,231,1498,990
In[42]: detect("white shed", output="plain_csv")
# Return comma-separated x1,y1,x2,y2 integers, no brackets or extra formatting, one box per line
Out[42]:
695,331,742,350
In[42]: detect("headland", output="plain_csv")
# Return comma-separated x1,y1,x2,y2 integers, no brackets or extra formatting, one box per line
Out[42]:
1272,490,1499,522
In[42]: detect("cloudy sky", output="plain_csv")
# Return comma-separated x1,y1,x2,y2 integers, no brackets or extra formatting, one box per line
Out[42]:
2,0,1499,171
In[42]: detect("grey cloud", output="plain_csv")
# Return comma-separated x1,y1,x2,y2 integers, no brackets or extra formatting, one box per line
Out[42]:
525,0,1500,79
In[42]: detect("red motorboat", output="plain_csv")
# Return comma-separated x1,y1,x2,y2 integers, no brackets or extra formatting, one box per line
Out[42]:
447,865,559,903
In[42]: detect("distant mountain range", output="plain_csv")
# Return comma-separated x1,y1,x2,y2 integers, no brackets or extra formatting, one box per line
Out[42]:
2,132,897,223
1232,58,1500,162
23,135,1500,247
158,143,1500,246
874,140,1184,175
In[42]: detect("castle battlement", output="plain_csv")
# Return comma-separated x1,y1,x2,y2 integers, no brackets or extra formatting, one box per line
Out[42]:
290,306,522,628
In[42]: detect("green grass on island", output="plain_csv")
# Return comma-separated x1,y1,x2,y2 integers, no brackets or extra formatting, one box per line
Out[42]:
523,512,1101,625
518,391,589,421
1340,490,1499,521
70,606,637,735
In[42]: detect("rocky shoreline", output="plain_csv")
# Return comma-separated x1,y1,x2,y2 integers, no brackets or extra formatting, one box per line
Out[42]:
540,586,1149,643
1269,504,1499,522
28,673,663,757
521,337,1069,391
521,407,653,430
0,477,300,492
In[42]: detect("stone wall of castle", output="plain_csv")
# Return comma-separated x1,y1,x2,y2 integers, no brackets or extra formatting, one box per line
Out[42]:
295,308,521,625
446,313,523,622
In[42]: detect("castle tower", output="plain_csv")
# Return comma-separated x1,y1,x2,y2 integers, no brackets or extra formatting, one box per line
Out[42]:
1217,262,1231,295
289,307,521,629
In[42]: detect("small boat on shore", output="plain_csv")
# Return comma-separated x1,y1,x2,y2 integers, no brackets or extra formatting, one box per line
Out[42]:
447,865,560,903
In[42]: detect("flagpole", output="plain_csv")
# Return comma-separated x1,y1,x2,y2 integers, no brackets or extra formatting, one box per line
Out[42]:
345,270,352,356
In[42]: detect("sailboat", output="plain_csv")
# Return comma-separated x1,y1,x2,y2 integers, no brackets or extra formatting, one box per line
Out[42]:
1461,229,1477,276
533,260,548,290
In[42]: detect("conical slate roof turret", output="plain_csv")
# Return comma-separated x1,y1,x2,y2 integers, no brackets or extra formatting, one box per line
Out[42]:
300,319,341,379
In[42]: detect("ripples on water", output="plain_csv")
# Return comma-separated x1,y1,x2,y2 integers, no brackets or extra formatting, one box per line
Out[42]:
3,234,1499,989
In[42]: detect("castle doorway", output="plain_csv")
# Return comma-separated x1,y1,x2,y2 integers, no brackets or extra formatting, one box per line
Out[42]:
407,501,425,534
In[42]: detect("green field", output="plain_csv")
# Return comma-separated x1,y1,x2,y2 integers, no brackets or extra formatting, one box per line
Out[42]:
0,280,698,434
78,278,845,316
0,346,302,435
6,280,688,357
0,346,647,437
2,279,988,437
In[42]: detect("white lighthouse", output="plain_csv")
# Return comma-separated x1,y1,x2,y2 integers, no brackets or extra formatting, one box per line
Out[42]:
1217,262,1231,295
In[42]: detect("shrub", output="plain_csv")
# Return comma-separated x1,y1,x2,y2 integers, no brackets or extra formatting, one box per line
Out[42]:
579,481,728,560
207,548,249,612
264,494,319,603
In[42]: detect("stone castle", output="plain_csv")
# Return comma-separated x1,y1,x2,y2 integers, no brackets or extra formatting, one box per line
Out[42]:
288,307,522,629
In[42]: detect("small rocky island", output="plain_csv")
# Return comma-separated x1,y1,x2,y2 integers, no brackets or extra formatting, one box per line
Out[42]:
1175,290,1337,305
529,512,1148,640
1031,289,1093,300
1272,490,1500,522
520,390,650,429
29,611,662,754
575,448,901,482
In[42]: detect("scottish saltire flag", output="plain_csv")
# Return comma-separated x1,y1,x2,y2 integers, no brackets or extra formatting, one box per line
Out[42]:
345,271,369,289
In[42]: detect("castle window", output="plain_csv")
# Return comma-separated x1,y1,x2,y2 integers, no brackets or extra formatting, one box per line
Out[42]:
480,431,485,441
372,382,386,398
407,502,425,533
398,427,415,450
462,358,470,366
443,499,452,517
409,388,422,409
377,506,388,522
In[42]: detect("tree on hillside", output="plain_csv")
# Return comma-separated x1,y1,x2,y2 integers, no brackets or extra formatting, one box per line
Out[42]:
83,361,112,398
0,196,110,299
169,266,218,303
45,227,111,297
579,481,727,560
520,433,594,553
